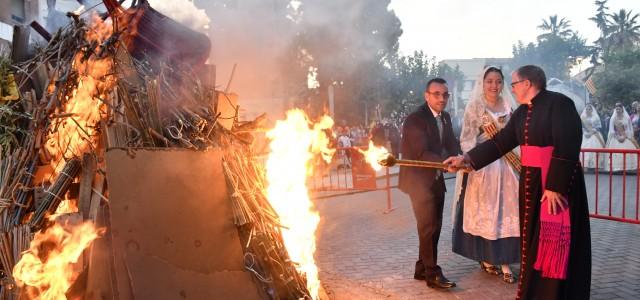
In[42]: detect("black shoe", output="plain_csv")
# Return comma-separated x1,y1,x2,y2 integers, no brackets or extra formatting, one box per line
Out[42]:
414,272,425,280
426,274,456,289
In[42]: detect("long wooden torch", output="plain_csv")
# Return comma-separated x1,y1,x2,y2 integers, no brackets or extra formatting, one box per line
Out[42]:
378,154,448,169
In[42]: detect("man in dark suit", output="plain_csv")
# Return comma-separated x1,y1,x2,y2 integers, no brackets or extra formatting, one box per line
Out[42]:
398,77,461,289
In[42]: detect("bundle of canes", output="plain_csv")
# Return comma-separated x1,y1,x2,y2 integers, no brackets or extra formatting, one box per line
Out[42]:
378,154,448,169
29,159,82,229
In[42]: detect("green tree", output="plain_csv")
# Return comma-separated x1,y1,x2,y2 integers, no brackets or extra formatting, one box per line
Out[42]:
386,51,436,127
589,3,640,63
593,47,640,106
589,0,611,64
587,2,640,108
590,0,611,32
384,51,463,128
282,0,403,124
512,16,589,80
605,9,640,50
537,15,574,41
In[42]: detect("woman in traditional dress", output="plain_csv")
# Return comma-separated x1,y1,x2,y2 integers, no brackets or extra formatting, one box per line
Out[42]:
630,101,640,141
452,66,520,283
605,103,639,172
580,104,605,170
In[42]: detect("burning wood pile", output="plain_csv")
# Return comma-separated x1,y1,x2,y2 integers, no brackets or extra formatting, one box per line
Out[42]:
0,1,360,299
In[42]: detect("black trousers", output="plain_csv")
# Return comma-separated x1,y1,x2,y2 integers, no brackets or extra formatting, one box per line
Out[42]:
409,177,446,277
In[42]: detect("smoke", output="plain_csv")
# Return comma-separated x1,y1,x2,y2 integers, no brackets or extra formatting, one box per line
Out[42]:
185,1,401,122
42,0,209,35
189,0,301,121
147,0,210,32
38,1,401,123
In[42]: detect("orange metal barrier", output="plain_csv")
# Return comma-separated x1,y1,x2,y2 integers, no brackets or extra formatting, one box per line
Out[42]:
581,148,640,224
308,147,395,213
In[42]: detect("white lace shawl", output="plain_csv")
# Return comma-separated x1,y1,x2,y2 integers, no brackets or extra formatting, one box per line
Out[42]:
609,107,633,140
580,104,602,132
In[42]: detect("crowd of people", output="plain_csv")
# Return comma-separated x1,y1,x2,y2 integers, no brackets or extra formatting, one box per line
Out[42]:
580,101,640,172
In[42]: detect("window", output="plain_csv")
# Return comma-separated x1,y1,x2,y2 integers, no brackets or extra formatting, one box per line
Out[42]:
11,0,25,23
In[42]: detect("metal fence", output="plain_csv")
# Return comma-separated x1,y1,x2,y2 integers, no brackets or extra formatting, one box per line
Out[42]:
307,147,395,213
580,148,640,224
305,147,640,223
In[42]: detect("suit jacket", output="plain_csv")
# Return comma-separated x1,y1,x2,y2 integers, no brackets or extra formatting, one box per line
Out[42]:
398,104,462,195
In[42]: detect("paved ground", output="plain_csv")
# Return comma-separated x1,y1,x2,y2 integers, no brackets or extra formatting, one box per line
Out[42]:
313,175,640,300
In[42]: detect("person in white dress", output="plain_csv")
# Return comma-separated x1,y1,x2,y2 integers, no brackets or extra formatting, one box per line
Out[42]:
605,103,639,172
337,133,353,168
580,104,606,170
452,66,520,283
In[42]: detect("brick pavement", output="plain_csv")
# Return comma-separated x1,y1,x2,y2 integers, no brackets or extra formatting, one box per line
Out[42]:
314,176,640,300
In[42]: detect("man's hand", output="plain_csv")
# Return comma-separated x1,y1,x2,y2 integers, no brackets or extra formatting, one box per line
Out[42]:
542,190,568,215
443,155,472,173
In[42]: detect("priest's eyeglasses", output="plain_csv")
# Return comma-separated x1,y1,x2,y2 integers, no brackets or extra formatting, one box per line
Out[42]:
510,80,527,88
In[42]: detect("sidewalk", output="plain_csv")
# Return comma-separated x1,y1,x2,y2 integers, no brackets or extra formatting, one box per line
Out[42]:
314,178,640,300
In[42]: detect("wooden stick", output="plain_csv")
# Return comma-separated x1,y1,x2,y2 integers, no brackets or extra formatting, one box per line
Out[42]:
78,154,97,220
88,174,105,222
379,155,447,169
224,63,237,94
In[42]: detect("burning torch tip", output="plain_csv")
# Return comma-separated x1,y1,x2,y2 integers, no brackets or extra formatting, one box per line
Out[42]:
378,154,397,167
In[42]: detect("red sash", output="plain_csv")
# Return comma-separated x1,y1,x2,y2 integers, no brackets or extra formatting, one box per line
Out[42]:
521,146,570,279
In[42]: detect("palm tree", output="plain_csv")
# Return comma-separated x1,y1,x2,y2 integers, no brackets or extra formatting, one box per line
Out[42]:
537,15,574,41
590,0,610,32
588,1,611,67
605,9,640,50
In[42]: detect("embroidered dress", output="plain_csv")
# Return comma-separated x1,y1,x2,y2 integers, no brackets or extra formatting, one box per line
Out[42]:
452,68,520,265
605,108,638,172
580,105,605,169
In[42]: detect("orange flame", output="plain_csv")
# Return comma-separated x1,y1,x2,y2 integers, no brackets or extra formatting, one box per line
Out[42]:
45,15,115,175
265,109,334,299
358,141,390,171
13,222,101,299
49,198,79,221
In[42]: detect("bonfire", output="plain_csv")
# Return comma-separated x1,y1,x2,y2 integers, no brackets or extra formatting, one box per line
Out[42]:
0,1,395,299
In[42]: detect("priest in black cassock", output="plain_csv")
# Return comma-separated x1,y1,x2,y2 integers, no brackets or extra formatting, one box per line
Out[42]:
445,65,591,300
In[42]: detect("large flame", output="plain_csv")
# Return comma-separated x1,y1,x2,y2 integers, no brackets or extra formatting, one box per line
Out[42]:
358,141,390,171
265,109,334,299
13,222,101,299
45,15,115,174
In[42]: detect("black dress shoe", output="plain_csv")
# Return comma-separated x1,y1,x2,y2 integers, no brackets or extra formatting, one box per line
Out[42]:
414,272,425,280
426,274,456,289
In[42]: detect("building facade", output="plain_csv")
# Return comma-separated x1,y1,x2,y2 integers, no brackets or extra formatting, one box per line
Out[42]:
0,0,49,56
